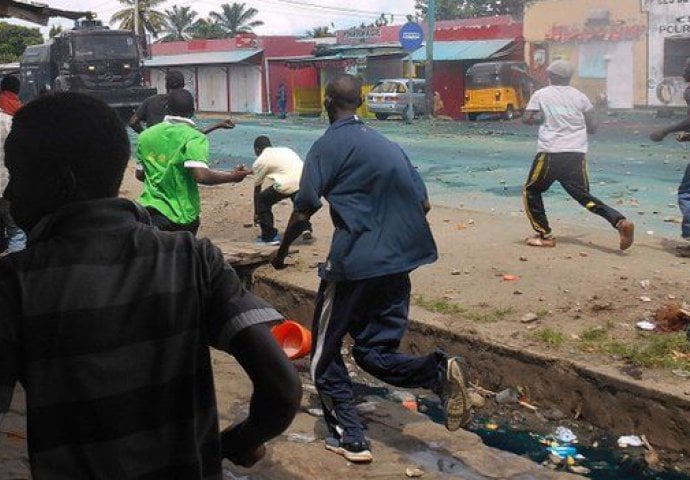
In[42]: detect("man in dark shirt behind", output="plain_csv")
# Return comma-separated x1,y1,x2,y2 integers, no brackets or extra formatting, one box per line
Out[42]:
0,92,301,478
129,71,233,134
272,74,472,464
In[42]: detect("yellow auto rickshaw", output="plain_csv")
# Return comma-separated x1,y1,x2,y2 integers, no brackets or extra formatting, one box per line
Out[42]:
462,61,532,121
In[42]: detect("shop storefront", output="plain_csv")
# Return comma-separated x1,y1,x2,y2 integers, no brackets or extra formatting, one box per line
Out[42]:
643,0,690,107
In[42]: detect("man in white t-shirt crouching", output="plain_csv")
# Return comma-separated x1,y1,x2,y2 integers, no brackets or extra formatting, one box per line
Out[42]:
252,136,312,246
522,60,634,251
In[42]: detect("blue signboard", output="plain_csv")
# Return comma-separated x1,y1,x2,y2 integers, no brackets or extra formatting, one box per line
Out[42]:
399,22,424,52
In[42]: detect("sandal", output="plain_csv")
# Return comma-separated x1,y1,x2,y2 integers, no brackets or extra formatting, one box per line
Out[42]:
526,235,556,248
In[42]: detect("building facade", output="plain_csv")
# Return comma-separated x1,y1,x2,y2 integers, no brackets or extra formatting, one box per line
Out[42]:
524,0,648,108
643,0,690,107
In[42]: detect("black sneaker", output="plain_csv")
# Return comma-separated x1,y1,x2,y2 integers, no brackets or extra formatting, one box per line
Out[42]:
438,357,471,431
324,436,373,463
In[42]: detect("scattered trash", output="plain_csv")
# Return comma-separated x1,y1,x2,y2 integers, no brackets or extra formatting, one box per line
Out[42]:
549,445,578,458
307,408,323,417
513,290,524,295
647,231,655,236
640,279,651,289
402,399,418,411
548,453,563,466
355,401,378,414
579,252,588,258
554,426,578,444
672,369,690,378
390,390,416,403
636,321,657,331
664,216,683,224
451,269,461,276
521,312,539,323
639,296,652,303
287,432,316,444
641,435,660,467
502,274,521,282
242,223,253,228
655,304,690,332
469,390,486,408
617,435,643,448
485,422,499,431
405,467,425,478
456,223,468,230
495,388,519,404
468,219,475,225
569,465,591,475
519,256,528,262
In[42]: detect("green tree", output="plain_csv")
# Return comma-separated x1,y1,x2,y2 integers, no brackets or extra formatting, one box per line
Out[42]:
0,22,44,63
415,0,538,20
48,24,63,39
190,18,226,40
209,3,263,37
110,0,166,40
160,5,198,42
305,24,335,38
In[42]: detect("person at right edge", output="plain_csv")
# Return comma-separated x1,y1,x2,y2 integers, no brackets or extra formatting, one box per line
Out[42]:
522,60,634,250
271,74,471,464
650,58,690,257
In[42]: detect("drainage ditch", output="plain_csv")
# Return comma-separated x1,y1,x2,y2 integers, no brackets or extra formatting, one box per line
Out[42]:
254,276,690,478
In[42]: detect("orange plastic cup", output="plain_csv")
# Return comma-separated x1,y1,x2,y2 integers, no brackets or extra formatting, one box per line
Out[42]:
271,320,312,360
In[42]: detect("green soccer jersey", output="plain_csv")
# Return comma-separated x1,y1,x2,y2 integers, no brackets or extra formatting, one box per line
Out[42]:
136,117,210,225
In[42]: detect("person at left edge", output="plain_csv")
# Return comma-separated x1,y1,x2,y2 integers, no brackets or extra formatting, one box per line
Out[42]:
0,92,301,479
135,88,251,235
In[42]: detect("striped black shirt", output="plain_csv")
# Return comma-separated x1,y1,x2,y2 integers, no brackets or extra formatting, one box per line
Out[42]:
0,198,282,479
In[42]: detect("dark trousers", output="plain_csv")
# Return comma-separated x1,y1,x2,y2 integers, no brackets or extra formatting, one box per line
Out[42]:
146,207,200,235
256,186,311,241
523,152,625,236
678,163,690,238
310,272,444,444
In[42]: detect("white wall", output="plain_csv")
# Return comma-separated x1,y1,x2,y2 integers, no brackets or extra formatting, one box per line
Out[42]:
197,66,229,112
643,0,690,107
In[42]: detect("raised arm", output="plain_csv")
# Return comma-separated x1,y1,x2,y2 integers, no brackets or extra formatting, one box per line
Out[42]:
202,118,236,135
190,166,251,186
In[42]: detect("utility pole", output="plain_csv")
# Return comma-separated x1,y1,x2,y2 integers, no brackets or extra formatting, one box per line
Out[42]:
133,0,141,54
424,0,435,118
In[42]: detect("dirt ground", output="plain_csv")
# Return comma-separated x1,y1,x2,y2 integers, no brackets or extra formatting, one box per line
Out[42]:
119,162,690,398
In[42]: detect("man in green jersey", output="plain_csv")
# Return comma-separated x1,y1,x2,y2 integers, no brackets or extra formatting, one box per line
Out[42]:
135,89,250,234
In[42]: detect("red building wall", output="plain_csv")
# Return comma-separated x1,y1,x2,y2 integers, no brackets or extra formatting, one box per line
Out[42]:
267,61,318,114
433,62,465,119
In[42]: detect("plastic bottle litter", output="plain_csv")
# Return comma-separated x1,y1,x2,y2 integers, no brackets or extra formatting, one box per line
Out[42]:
554,426,578,444
307,408,324,417
617,435,643,448
549,445,578,458
636,321,657,331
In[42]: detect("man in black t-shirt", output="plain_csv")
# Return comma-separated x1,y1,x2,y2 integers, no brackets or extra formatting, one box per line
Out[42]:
129,70,185,133
651,59,690,255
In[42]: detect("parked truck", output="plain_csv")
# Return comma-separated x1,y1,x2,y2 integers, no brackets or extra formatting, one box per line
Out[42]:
19,19,156,120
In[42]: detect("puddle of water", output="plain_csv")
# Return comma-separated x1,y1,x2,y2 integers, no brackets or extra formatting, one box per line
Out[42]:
354,385,689,480
411,397,690,480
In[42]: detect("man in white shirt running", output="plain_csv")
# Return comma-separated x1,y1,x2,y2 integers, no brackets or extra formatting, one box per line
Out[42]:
522,60,634,251
252,136,312,246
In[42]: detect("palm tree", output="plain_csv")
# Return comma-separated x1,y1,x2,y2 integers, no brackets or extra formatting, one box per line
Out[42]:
209,3,263,37
160,5,198,42
190,18,227,40
110,0,167,41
